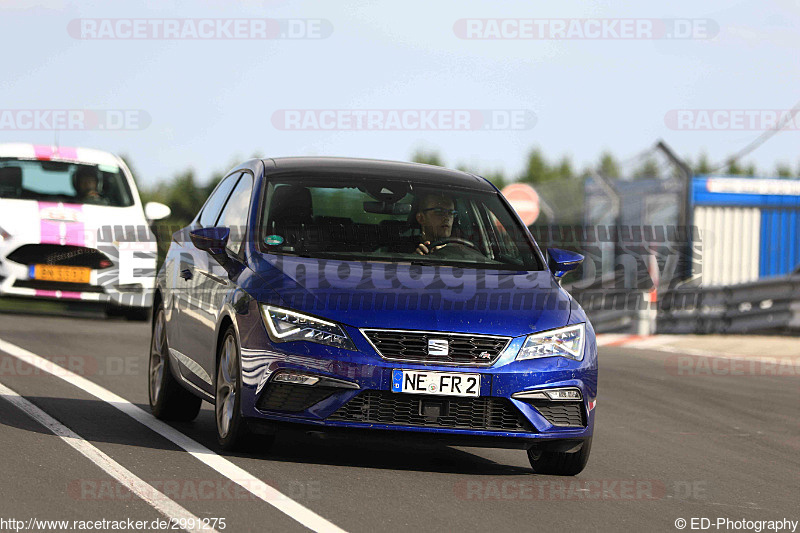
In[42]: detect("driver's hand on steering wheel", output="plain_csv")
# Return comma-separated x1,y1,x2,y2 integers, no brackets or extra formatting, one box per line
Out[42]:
414,241,446,255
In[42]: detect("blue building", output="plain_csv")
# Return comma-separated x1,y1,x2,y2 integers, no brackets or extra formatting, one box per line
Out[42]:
691,175,800,285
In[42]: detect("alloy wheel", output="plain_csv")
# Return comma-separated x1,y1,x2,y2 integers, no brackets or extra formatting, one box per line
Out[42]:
148,309,167,405
216,334,238,439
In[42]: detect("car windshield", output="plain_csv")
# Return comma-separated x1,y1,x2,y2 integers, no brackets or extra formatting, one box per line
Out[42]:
260,175,544,270
0,158,134,207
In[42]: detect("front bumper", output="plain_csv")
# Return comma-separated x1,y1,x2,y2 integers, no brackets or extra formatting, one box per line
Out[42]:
0,240,155,308
239,319,598,444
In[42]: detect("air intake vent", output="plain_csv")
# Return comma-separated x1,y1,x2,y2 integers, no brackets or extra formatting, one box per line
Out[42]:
525,400,586,427
256,382,340,413
7,244,112,269
328,390,532,432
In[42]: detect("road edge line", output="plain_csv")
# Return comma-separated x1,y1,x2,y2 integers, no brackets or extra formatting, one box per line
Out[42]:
0,337,347,533
0,380,218,533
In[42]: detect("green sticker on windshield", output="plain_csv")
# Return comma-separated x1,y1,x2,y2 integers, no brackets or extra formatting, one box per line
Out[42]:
98,164,119,173
264,234,284,246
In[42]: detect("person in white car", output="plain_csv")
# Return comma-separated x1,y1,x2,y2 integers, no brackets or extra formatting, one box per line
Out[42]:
73,166,108,205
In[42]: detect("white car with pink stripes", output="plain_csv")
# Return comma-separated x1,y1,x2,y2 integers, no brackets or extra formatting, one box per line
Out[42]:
0,143,170,320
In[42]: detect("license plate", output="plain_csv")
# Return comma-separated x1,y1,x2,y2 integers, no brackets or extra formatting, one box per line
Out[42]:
391,369,481,397
32,264,91,284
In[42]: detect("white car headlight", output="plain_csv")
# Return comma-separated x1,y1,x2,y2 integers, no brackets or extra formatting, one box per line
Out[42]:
260,305,356,351
516,323,586,362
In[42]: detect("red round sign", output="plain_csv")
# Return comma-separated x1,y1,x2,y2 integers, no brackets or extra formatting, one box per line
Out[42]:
501,183,540,225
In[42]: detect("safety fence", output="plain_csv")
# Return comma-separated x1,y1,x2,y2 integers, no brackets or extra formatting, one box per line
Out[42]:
656,274,800,334
574,274,800,335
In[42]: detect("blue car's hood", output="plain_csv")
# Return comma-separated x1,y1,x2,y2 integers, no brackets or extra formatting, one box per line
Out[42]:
249,254,572,338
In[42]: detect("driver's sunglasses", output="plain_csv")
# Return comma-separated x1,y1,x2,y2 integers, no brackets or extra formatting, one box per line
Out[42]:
421,207,458,218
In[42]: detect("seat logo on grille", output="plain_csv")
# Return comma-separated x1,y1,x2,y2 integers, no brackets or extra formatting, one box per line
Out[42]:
427,339,449,356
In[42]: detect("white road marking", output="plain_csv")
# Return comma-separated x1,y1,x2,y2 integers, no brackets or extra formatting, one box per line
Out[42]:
616,335,674,349
596,334,676,348
595,334,637,346
0,381,218,533
0,337,347,533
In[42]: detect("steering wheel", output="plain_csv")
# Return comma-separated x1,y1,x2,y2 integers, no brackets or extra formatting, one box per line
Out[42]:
429,237,479,251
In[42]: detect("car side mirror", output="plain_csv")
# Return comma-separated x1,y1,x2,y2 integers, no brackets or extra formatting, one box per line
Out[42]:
190,227,230,258
144,201,171,221
190,227,245,279
547,248,583,279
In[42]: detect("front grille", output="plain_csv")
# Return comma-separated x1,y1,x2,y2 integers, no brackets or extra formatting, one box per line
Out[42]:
7,244,112,269
362,329,510,365
327,390,532,432
13,280,105,293
256,383,340,413
525,400,586,427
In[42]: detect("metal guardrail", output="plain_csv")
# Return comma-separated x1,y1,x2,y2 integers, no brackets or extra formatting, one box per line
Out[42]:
657,274,800,334
571,275,800,335
569,288,653,334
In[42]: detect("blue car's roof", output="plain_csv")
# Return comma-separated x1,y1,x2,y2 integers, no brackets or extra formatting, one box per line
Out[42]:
262,156,497,191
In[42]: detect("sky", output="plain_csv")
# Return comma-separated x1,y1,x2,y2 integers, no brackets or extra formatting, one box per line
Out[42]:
1,0,799,187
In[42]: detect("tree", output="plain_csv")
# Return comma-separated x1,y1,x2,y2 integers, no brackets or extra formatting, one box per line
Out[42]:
553,156,574,181
693,153,712,175
455,162,508,190
775,163,792,178
483,170,507,190
411,149,444,166
520,148,553,183
598,152,620,179
726,160,744,175
633,157,660,180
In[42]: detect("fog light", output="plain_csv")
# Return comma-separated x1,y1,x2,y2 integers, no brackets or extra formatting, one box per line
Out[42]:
512,387,583,401
273,372,320,386
546,388,582,400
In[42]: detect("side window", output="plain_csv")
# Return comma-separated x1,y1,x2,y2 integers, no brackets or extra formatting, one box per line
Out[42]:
198,173,241,227
216,173,253,255
483,206,524,263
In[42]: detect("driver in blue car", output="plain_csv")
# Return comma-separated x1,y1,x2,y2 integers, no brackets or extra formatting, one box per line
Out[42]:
414,193,457,255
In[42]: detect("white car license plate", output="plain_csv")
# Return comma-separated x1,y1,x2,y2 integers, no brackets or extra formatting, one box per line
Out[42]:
391,369,480,397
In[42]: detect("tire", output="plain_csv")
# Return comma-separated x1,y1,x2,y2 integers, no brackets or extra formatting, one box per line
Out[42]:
148,305,202,421
215,326,251,450
527,438,592,476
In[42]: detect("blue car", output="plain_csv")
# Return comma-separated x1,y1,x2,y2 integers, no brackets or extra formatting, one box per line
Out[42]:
149,157,596,475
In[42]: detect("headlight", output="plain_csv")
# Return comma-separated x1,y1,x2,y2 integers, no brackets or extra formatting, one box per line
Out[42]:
516,323,586,361
260,304,356,351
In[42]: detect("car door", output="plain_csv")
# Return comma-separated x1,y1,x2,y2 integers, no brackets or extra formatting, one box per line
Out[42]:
168,173,240,392
182,171,253,389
